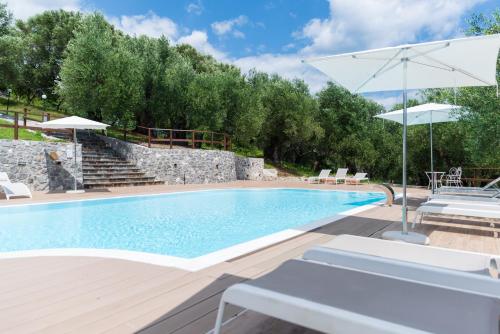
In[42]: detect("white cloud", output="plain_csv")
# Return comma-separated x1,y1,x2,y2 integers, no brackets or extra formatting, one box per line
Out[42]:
177,30,227,61
232,0,484,95
234,54,329,93
5,0,81,20
211,15,248,38
296,0,484,56
186,1,203,15
110,12,178,39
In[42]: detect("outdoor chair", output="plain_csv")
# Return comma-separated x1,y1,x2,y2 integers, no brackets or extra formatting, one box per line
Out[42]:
214,256,500,334
445,167,463,187
345,173,369,185
323,168,348,184
307,169,331,184
0,172,32,200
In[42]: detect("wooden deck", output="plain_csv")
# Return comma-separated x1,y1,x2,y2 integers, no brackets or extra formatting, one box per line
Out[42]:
0,182,498,333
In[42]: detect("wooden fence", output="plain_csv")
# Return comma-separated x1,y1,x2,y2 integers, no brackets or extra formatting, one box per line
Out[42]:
0,111,71,140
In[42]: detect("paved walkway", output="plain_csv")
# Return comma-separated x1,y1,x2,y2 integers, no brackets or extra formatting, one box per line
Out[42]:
0,182,498,333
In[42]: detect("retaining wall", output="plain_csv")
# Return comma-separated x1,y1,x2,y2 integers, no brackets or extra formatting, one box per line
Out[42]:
0,140,82,191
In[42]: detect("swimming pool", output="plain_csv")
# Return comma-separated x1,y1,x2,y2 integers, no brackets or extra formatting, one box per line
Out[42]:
0,189,385,270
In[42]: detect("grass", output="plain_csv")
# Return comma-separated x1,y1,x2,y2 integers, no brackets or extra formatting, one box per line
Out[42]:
0,97,66,122
264,160,316,177
0,118,65,142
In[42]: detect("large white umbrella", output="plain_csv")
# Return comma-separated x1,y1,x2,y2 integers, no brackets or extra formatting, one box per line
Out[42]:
304,34,500,244
42,116,109,193
375,103,462,193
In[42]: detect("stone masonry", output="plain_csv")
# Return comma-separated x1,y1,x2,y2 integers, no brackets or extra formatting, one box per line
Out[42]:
99,135,263,184
0,140,83,191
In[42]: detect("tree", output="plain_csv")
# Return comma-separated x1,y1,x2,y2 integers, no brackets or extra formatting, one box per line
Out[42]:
259,76,323,163
59,12,140,127
0,1,12,36
14,10,81,106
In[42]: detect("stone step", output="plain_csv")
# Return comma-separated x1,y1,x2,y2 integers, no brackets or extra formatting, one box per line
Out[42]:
83,171,146,178
82,161,135,167
83,167,142,172
82,157,125,162
83,175,155,183
84,180,164,189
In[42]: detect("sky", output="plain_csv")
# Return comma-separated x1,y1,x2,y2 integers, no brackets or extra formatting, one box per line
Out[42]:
5,0,499,108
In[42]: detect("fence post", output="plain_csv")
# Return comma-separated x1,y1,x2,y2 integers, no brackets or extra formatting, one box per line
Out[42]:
170,129,173,149
14,112,19,140
47,113,51,121
148,128,151,148
223,135,227,150
123,128,127,141
23,108,27,127
192,130,195,149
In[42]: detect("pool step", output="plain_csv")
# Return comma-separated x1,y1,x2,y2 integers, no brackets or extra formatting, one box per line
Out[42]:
78,132,164,189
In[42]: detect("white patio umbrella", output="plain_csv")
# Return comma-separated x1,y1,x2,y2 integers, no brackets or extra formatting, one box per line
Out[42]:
304,34,500,245
375,103,462,193
41,116,109,193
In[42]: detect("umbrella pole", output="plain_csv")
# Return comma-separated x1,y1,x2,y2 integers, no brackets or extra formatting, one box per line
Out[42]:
381,54,429,245
430,112,434,194
74,129,77,191
401,58,408,235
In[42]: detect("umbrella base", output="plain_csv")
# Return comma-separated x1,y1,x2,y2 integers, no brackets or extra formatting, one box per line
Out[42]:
382,231,430,245
66,189,85,194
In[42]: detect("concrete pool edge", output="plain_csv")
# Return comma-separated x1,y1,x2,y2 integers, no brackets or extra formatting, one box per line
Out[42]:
0,188,390,271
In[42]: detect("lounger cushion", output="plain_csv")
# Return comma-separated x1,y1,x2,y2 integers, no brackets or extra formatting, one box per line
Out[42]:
227,260,500,334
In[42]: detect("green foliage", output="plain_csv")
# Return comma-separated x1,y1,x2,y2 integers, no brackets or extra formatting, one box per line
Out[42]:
14,10,82,105
0,2,498,184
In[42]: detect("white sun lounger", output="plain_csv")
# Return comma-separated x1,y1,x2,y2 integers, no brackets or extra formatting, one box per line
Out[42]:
307,169,331,183
437,176,500,197
304,234,499,275
0,172,32,200
429,193,500,203
425,197,500,208
413,202,500,229
324,168,348,184
214,259,500,334
345,172,369,185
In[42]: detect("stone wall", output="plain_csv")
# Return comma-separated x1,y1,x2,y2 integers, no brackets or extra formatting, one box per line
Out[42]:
0,140,82,191
235,156,264,181
99,135,263,184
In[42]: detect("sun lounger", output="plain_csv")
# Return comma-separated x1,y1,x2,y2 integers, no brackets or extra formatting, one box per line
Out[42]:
0,172,32,200
304,234,498,276
413,202,500,230
307,169,331,184
214,259,500,334
429,193,500,203
345,172,369,185
437,176,500,197
425,198,500,208
324,168,348,184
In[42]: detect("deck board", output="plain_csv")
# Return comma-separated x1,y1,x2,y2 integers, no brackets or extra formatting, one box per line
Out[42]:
0,181,498,333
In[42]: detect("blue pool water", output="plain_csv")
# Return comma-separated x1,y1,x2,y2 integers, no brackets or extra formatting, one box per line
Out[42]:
0,189,385,258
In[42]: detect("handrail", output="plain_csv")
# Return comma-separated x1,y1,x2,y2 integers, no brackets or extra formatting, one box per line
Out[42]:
0,111,72,140
121,126,231,151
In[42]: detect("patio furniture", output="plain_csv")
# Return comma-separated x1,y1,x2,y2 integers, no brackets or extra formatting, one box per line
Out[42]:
324,168,348,184
412,203,500,235
345,173,369,185
213,258,500,334
445,167,463,187
438,176,500,197
425,171,444,190
0,172,32,200
307,169,331,184
430,193,500,203
305,234,498,276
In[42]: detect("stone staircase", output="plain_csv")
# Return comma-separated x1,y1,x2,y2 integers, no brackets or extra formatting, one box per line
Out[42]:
78,133,164,189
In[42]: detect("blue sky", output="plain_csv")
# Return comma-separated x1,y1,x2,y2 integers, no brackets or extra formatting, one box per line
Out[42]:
6,0,499,108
